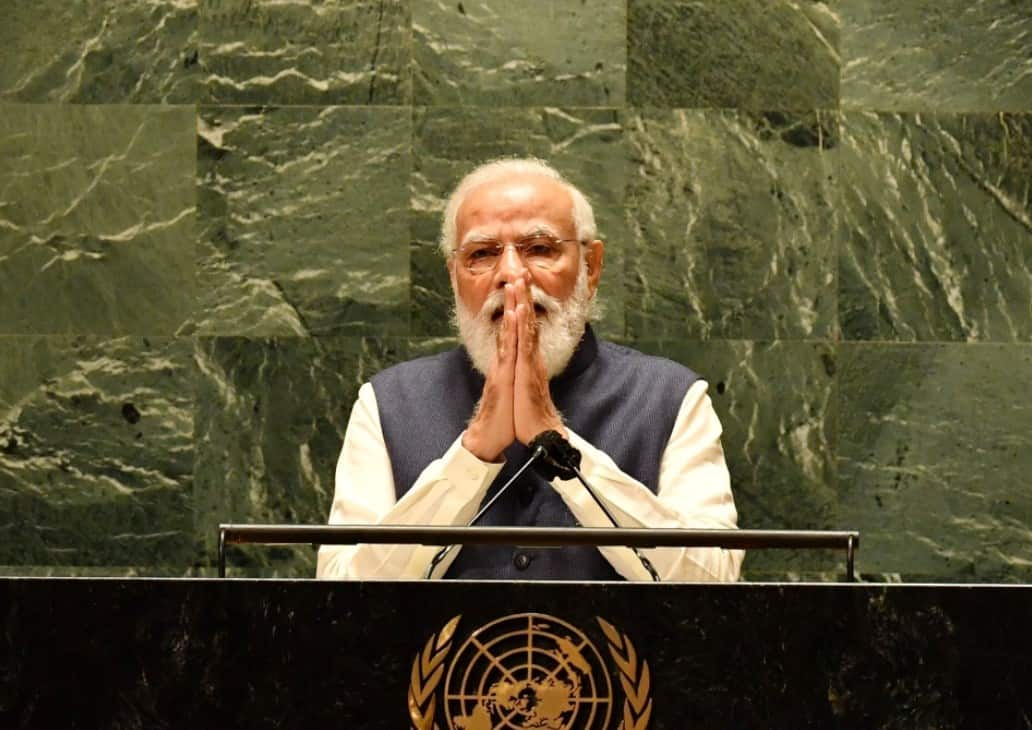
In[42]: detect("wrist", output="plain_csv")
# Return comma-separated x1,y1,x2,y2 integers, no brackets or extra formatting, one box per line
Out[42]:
519,418,567,445
461,427,505,463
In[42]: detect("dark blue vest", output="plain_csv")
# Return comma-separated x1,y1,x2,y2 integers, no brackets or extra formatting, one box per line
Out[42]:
370,327,699,580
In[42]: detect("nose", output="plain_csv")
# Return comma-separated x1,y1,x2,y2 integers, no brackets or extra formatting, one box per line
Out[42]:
493,242,529,286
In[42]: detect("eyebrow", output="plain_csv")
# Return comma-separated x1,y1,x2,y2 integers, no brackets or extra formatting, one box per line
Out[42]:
459,225,560,248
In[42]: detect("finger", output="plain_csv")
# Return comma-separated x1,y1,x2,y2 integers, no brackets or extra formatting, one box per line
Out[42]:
516,303,537,360
498,309,518,377
494,282,514,344
502,283,515,318
511,278,525,326
514,275,530,309
516,279,539,351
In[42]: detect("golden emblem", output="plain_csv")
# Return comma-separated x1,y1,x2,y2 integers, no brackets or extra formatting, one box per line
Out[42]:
409,613,652,730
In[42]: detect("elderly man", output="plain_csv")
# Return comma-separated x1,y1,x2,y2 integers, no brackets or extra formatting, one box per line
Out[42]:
317,158,742,581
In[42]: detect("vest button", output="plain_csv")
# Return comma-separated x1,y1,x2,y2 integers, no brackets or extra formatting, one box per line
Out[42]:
513,552,532,570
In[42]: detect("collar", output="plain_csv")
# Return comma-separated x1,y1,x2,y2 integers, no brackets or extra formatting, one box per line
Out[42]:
551,324,598,385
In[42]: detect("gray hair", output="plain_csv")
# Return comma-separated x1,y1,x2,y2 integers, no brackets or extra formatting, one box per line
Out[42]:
438,157,598,257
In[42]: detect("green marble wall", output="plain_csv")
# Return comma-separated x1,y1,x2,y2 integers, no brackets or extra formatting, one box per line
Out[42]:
1,0,1029,582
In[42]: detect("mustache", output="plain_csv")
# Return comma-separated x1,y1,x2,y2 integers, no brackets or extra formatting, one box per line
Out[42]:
480,286,561,322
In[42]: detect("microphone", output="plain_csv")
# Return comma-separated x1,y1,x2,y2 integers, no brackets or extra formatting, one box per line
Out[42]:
529,430,661,582
424,444,547,579
527,429,580,480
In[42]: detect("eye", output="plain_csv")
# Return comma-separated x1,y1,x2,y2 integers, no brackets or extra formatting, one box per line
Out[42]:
522,236,559,255
466,247,497,260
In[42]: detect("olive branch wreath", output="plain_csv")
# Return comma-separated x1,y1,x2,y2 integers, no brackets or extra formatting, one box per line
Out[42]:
408,615,651,730
408,615,461,730
598,617,653,730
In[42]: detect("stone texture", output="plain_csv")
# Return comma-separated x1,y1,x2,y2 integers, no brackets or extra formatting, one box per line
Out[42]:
200,0,412,104
190,106,411,337
634,339,840,579
413,0,626,106
838,343,1032,582
626,109,838,341
839,113,1032,342
412,107,627,338
193,336,408,575
0,105,196,336
841,0,1032,112
0,337,195,569
0,0,200,103
628,0,840,109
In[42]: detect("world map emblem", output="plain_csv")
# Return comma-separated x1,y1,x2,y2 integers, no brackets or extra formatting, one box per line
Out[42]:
408,613,652,730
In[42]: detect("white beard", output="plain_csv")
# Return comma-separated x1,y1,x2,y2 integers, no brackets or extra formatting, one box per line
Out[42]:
453,264,594,379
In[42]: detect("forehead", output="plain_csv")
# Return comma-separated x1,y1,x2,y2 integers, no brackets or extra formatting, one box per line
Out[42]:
456,174,574,236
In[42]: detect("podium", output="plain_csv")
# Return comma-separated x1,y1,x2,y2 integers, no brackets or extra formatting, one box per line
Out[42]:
2,578,1031,727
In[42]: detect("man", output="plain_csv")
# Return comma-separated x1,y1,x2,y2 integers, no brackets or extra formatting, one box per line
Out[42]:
317,158,742,581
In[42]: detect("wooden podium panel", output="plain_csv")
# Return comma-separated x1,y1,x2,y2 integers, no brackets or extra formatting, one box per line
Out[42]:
1,578,1029,728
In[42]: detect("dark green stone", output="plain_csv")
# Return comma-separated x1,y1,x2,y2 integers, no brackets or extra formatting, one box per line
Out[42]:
0,337,195,569
841,0,1032,111
200,0,412,104
626,109,838,340
838,343,1032,582
413,0,625,106
0,105,196,336
839,113,1032,341
0,1,199,103
191,106,411,337
628,0,839,108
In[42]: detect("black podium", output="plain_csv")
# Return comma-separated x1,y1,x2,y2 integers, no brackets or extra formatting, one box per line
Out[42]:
2,577,1030,729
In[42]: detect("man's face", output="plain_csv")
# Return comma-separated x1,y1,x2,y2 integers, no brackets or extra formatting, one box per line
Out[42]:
447,174,604,376
450,174,599,316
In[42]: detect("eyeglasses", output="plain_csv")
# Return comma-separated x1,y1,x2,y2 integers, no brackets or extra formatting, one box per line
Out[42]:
454,234,579,275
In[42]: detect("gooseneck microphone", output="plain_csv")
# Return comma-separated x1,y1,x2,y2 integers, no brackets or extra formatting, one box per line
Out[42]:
424,444,548,579
529,430,661,582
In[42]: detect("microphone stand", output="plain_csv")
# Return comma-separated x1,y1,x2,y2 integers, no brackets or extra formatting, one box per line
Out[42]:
531,430,661,582
424,445,546,579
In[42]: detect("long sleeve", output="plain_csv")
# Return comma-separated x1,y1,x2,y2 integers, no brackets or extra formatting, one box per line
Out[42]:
552,379,743,582
315,382,504,580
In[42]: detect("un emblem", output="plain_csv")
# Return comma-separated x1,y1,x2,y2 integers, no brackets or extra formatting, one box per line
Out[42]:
408,613,651,730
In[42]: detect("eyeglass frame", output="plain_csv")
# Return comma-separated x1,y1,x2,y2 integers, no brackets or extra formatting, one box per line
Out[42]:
451,233,583,275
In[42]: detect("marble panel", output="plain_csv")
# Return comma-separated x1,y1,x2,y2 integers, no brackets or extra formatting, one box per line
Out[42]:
0,105,196,336
193,336,409,575
626,110,838,341
633,339,839,579
411,107,627,337
199,0,411,104
0,0,199,103
628,0,840,109
0,336,195,569
839,113,1032,341
838,343,1032,582
841,0,1032,112
190,106,411,337
412,0,625,106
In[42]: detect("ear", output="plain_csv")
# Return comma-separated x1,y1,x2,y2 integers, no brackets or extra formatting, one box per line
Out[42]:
584,239,604,295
